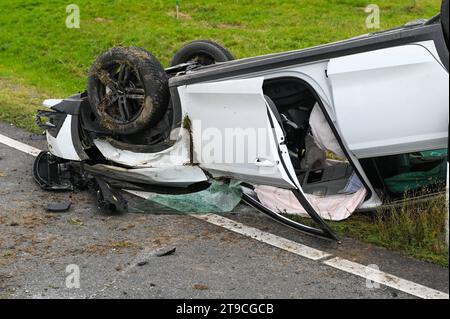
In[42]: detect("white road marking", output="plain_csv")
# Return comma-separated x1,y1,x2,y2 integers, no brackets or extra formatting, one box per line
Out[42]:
324,257,449,299
0,133,42,157
194,214,331,261
1,132,449,299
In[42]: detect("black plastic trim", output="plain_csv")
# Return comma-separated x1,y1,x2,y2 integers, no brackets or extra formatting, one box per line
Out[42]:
169,87,183,131
170,24,448,87
48,96,89,161
242,193,336,241
264,99,339,241
431,22,449,71
51,97,83,115
36,110,67,138
42,97,89,162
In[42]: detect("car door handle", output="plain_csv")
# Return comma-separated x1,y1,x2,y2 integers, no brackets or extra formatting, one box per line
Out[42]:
254,158,275,167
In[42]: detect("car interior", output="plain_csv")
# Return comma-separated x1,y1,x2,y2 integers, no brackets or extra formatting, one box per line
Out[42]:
359,149,448,201
263,77,361,197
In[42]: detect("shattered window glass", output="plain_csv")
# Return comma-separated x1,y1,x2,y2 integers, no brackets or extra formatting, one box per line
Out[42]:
131,180,243,214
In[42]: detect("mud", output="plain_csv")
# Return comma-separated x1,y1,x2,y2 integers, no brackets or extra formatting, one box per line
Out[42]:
87,46,169,135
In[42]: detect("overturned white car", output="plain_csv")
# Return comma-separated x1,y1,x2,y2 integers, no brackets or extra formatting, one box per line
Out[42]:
34,2,449,240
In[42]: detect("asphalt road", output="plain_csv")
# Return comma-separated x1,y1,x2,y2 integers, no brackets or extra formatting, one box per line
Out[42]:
0,122,448,299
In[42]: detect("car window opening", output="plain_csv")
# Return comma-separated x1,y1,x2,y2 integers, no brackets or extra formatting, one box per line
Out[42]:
359,149,448,202
260,77,368,221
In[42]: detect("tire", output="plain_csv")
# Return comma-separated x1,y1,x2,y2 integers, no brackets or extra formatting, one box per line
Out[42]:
170,40,235,67
442,0,449,48
88,47,169,135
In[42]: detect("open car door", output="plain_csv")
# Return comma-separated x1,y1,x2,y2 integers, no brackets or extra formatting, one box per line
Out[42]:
177,77,338,240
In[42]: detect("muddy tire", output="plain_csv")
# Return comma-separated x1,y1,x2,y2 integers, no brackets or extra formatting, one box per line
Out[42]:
442,0,449,48
170,40,235,67
88,47,169,135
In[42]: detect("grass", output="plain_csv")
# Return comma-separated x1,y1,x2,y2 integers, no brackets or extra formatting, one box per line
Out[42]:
0,1,441,94
0,0,447,265
286,192,449,267
374,194,448,266
0,77,50,134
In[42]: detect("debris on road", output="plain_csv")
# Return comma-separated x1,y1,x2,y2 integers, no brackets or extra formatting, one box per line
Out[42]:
155,247,176,257
46,201,71,213
193,284,209,290
95,177,128,214
137,261,148,267
135,247,177,267
67,217,84,227
118,223,135,231
29,134,46,141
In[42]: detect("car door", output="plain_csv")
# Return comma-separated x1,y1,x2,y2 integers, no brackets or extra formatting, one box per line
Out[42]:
327,41,449,159
176,76,340,240
177,77,299,189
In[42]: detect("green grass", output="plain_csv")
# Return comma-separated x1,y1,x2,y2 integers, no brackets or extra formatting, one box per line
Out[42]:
0,77,50,134
0,0,447,264
0,0,441,95
286,193,449,267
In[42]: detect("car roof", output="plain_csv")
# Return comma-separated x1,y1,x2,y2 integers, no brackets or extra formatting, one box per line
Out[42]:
169,20,444,87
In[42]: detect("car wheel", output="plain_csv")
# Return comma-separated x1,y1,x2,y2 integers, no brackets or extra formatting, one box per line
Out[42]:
170,40,235,67
442,0,449,48
88,47,169,135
